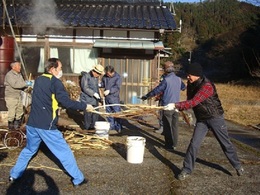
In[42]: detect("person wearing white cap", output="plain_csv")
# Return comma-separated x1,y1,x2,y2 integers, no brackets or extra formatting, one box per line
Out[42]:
80,64,104,130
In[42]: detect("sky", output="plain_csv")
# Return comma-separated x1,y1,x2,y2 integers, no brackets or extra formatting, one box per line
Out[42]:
164,0,259,6
164,0,200,2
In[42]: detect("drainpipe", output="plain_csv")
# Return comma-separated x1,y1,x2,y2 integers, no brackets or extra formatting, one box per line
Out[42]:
157,50,161,81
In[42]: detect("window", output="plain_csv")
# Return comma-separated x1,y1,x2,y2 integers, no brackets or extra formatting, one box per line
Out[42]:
21,46,98,75
103,58,153,104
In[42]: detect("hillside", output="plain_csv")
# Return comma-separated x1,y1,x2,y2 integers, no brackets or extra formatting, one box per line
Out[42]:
163,0,260,82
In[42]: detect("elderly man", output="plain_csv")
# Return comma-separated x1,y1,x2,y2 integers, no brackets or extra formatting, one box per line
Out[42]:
141,61,186,150
4,61,32,130
164,62,244,180
100,65,122,133
80,64,104,130
9,58,93,187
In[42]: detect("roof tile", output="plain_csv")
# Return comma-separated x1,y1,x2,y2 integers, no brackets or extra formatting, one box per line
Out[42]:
1,1,176,30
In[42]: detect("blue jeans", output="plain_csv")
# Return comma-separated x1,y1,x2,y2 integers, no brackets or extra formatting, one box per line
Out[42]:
183,115,241,173
10,125,84,185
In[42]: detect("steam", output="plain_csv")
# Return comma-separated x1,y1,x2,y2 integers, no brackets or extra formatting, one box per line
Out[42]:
29,0,63,34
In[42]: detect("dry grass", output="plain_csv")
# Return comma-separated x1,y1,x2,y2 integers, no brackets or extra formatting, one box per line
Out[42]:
180,81,260,126
216,83,260,126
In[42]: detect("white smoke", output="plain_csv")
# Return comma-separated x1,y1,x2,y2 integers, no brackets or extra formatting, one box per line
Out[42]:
29,0,63,34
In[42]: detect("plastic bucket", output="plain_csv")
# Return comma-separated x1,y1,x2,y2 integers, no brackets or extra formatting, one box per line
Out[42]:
95,121,110,139
126,136,146,164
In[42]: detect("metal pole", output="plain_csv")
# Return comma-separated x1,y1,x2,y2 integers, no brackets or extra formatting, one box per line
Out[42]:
158,50,160,80
2,0,28,79
189,51,192,64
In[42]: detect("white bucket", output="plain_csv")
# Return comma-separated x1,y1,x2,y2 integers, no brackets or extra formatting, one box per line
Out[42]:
126,136,146,164
95,121,110,139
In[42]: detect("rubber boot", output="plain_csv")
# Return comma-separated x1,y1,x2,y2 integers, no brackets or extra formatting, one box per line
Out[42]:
8,121,15,130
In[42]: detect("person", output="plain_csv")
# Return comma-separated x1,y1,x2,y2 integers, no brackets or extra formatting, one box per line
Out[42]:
80,64,104,130
164,62,244,180
154,73,166,134
141,61,186,150
4,61,32,130
100,65,122,133
9,58,93,187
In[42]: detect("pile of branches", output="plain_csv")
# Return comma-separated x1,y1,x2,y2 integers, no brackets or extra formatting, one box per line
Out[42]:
64,130,113,150
63,80,81,101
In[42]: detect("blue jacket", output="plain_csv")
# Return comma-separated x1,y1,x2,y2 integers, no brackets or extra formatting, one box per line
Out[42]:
100,72,122,104
146,72,186,106
80,71,100,106
27,74,86,130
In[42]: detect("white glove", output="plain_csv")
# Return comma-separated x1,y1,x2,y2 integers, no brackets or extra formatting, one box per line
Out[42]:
86,104,94,111
164,103,176,111
93,93,100,99
104,90,110,96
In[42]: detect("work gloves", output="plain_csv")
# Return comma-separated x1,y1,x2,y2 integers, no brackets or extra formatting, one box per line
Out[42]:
141,95,148,101
86,104,94,111
25,80,33,87
93,93,100,99
104,90,110,96
164,103,176,111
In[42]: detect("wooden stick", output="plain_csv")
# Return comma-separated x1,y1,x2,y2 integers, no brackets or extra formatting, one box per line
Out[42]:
28,73,32,81
91,104,164,111
180,111,191,127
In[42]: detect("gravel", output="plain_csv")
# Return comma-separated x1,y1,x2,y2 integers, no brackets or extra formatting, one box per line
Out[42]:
1,113,260,195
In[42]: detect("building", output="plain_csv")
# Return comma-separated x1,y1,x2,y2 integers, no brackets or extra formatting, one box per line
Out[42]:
0,0,177,107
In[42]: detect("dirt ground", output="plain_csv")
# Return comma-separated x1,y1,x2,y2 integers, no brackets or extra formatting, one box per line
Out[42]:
0,111,260,195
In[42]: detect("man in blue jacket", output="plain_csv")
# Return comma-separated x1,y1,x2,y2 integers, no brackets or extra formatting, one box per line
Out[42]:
141,61,186,151
9,58,93,187
100,65,122,133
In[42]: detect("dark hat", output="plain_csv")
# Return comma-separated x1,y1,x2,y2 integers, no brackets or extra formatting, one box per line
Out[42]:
187,62,203,76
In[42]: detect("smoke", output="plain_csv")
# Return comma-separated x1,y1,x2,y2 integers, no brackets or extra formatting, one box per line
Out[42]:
29,0,63,35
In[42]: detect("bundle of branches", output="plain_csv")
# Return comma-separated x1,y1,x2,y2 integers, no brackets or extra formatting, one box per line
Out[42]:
89,104,192,126
89,104,161,124
63,80,81,101
63,130,113,150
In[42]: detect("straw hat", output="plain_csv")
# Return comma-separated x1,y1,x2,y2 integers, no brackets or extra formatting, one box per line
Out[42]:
93,64,104,74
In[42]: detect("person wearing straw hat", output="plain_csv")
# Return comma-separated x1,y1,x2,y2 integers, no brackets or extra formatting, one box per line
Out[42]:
80,64,104,130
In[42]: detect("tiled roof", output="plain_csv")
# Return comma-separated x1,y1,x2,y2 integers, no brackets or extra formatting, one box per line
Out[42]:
0,0,176,30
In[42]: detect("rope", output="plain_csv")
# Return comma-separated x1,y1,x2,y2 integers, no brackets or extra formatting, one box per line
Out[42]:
0,129,26,150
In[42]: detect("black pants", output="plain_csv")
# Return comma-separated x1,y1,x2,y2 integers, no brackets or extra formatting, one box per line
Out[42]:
84,110,99,130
